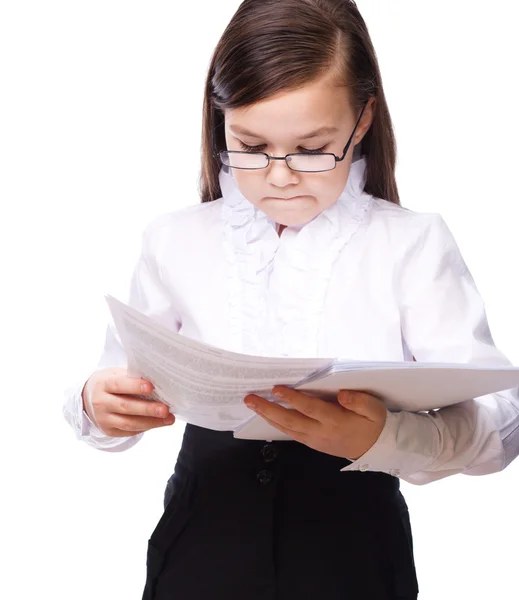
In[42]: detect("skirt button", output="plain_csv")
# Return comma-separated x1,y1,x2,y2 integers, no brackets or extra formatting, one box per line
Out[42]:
257,469,274,485
261,444,278,463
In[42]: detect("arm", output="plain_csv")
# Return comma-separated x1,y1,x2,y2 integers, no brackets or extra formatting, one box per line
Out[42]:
342,213,519,484
63,215,182,452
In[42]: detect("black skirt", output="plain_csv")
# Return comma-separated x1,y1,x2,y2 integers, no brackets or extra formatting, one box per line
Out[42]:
142,424,419,600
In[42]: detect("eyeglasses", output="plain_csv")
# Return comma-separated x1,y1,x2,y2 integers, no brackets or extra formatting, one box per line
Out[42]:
214,102,367,173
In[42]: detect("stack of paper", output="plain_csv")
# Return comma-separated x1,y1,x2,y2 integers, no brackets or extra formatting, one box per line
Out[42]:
106,296,519,441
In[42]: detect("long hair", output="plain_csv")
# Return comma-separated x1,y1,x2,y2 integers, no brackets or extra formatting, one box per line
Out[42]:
200,0,399,205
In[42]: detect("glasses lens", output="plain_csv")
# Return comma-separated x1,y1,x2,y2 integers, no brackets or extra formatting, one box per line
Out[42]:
220,151,269,170
288,154,336,172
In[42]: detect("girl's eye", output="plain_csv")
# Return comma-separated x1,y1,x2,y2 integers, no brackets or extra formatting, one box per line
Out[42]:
299,146,326,155
239,141,267,153
238,141,327,154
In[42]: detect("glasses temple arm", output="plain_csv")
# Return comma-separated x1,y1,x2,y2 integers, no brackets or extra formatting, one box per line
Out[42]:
338,102,369,161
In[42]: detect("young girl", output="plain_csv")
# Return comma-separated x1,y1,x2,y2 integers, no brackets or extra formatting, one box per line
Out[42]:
63,1,519,598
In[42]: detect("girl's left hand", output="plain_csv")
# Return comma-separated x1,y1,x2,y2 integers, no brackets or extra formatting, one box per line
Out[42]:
244,387,387,460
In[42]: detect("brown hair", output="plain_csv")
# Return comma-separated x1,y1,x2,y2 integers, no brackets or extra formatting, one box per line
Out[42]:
200,0,399,205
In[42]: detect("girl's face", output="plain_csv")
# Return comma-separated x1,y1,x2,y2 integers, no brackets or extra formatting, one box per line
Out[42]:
224,72,374,229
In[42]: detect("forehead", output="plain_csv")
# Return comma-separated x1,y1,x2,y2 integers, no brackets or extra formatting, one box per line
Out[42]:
225,78,352,139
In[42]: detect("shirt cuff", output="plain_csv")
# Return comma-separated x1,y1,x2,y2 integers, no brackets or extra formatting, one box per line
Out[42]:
340,409,440,479
80,407,102,437
62,380,90,437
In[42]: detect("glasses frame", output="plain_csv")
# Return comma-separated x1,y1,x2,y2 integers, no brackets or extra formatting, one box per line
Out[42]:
213,102,368,173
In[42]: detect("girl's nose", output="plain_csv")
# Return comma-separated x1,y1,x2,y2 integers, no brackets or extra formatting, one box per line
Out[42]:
265,157,300,188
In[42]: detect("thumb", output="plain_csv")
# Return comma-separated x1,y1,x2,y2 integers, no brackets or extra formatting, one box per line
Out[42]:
338,390,385,421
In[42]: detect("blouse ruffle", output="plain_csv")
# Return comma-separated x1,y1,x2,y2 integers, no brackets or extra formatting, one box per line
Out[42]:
219,157,373,357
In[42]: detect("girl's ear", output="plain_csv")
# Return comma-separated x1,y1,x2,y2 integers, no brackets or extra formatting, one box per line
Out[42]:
355,97,376,145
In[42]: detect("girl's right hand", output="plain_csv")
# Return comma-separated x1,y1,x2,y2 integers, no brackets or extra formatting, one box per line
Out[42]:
82,367,175,437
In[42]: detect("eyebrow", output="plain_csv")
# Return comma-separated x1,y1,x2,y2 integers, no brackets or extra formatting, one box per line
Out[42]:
228,125,339,140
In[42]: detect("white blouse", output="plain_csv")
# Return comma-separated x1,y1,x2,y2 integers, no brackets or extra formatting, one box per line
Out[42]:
63,156,519,485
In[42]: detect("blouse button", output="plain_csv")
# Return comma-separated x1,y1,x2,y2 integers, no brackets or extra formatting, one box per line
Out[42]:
359,464,369,472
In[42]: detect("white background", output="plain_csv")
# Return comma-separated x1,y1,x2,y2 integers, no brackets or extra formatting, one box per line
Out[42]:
1,1,518,598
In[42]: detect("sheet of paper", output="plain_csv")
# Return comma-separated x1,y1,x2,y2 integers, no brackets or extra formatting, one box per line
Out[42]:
295,365,519,412
235,363,519,440
106,295,519,440
105,296,332,430
234,415,294,441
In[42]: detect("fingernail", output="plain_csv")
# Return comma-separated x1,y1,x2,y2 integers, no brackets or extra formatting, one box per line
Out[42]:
156,407,165,417
273,389,284,398
163,416,174,425
243,395,255,408
141,383,150,393
340,391,351,403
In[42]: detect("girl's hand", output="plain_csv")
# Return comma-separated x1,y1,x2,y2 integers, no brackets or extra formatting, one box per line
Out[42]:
244,387,387,460
82,368,175,437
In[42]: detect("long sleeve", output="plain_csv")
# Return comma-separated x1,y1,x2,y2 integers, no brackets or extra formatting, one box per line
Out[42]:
63,215,182,452
342,213,519,484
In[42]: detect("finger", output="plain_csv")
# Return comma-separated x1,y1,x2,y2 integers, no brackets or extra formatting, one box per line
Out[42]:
104,375,154,397
252,412,307,444
245,395,316,434
105,394,171,419
338,390,386,422
109,413,175,433
272,386,336,423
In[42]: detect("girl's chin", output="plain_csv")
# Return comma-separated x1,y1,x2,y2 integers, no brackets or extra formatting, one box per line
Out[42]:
269,210,321,228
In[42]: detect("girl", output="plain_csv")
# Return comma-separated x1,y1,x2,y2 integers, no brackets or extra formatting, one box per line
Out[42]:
63,1,519,598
